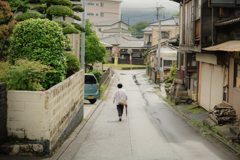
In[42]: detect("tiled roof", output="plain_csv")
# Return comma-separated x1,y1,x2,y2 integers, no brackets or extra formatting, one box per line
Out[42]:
118,40,144,48
100,35,140,45
95,20,129,27
101,28,132,33
142,26,152,32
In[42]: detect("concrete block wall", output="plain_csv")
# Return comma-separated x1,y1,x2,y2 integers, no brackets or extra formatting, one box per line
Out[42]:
7,70,84,151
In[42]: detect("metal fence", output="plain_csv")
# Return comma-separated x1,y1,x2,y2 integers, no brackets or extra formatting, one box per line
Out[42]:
0,82,7,145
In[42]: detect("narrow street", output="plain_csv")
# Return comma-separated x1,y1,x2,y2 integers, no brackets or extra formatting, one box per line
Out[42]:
59,69,238,160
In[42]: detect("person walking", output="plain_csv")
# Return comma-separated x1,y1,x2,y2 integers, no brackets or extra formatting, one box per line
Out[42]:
113,83,128,121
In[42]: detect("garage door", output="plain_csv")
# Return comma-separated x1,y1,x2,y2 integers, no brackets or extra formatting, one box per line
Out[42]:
200,63,211,111
210,65,224,110
200,63,224,111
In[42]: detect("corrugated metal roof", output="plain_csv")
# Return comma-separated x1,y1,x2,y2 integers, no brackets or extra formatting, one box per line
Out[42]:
162,51,177,60
203,41,240,52
215,16,240,27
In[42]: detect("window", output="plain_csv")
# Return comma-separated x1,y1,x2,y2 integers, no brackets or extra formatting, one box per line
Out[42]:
164,60,172,67
235,59,240,88
187,54,197,67
87,2,94,6
149,35,152,42
98,28,101,31
181,54,185,67
161,31,169,39
87,13,94,16
100,12,104,17
96,13,99,16
195,0,201,20
96,3,99,6
101,2,104,7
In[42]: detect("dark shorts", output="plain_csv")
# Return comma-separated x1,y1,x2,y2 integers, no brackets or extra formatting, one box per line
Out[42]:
117,105,124,117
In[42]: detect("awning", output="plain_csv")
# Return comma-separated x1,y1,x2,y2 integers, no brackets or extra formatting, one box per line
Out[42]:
162,51,177,60
203,41,240,52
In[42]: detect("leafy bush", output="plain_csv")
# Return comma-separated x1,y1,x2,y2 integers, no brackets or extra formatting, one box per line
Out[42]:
52,0,72,7
55,20,74,28
63,27,79,34
72,23,85,32
72,15,81,21
15,12,44,21
72,6,84,12
31,4,46,14
46,5,74,17
9,18,67,89
90,69,103,82
0,59,53,91
65,52,80,77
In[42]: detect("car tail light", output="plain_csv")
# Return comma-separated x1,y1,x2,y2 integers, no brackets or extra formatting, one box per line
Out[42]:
97,84,99,90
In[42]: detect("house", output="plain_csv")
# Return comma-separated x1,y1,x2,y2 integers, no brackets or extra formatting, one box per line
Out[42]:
172,0,240,114
76,0,122,32
149,16,180,46
95,20,131,38
147,41,178,80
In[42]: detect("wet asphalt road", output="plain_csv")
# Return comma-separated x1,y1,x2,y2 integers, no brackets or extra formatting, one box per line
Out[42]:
1,69,239,160
72,69,238,160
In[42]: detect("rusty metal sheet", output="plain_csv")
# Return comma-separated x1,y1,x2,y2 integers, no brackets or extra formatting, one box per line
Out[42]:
203,41,240,52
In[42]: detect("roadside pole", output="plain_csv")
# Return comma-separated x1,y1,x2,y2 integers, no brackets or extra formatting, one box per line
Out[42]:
157,6,163,84
128,48,132,70
81,0,86,69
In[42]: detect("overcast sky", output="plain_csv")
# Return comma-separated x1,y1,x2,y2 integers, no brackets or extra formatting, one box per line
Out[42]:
121,0,179,13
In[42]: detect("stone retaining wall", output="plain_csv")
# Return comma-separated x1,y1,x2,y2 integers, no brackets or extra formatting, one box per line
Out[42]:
6,70,84,155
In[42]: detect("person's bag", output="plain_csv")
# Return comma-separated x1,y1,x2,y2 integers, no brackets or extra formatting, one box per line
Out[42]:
118,90,126,105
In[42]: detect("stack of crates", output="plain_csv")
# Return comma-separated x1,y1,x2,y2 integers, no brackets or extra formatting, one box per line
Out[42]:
0,82,7,145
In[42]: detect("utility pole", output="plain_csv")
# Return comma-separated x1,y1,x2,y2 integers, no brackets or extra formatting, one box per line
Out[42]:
81,0,86,69
157,6,163,84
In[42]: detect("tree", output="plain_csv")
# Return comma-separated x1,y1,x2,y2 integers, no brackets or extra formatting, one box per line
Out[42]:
172,12,180,16
83,19,106,71
16,0,85,34
130,21,149,38
0,0,18,61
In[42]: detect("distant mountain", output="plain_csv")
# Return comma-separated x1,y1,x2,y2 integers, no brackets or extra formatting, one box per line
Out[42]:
121,8,176,26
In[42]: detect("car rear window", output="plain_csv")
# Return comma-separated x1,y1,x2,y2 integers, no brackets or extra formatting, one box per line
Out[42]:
85,75,97,84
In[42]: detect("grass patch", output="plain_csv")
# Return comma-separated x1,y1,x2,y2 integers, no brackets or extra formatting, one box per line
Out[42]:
211,126,218,134
82,118,88,121
187,108,202,114
163,98,175,106
191,120,200,125
187,104,202,114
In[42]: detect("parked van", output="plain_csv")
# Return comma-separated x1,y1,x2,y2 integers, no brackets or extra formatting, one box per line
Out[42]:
84,73,99,104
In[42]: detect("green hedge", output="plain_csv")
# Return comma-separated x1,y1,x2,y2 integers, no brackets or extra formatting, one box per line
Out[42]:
15,12,44,21
63,27,79,34
72,15,81,21
31,4,46,14
72,6,84,12
46,5,74,17
65,52,80,77
9,18,67,89
55,20,74,28
72,23,85,32
52,0,72,7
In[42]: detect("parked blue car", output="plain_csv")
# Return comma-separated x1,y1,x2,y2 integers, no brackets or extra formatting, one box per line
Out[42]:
84,73,99,104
